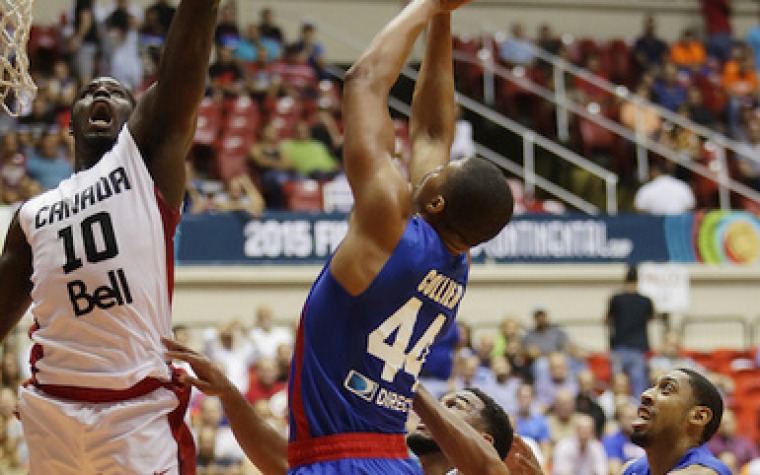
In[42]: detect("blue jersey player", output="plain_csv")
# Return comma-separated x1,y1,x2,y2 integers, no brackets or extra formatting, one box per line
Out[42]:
287,0,514,473
623,368,730,475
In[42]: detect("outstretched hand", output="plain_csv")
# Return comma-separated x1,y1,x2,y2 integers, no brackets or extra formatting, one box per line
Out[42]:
506,436,546,475
162,337,238,398
434,0,473,13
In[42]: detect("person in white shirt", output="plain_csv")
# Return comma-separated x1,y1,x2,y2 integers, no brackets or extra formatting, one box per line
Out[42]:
634,161,696,215
204,319,257,393
552,414,607,475
248,305,293,360
450,104,476,161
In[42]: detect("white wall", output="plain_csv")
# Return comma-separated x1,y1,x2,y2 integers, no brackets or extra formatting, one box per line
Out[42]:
173,264,760,351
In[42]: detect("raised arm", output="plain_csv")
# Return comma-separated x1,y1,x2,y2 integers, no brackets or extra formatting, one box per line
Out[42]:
408,12,456,185
341,1,436,227
0,213,33,342
128,0,221,210
341,1,471,241
331,0,471,294
163,338,289,475
413,385,510,475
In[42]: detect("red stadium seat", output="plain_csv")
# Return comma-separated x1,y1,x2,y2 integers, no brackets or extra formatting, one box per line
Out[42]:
283,179,323,212
452,34,484,99
215,148,249,181
268,96,303,140
223,96,260,133
732,384,760,443
27,24,60,71
587,352,611,384
215,129,255,180
194,97,223,146
606,39,634,87
731,367,760,396
579,118,617,155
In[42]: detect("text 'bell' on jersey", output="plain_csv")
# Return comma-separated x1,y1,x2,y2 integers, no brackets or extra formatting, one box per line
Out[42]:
289,216,469,442
18,126,179,390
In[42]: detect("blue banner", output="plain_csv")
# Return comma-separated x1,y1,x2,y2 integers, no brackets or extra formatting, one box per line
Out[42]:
177,211,677,265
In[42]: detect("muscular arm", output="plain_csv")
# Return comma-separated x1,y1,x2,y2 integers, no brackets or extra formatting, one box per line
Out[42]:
413,386,510,475
163,339,289,475
334,0,469,293
408,12,456,185
341,0,441,241
128,0,220,210
0,213,33,342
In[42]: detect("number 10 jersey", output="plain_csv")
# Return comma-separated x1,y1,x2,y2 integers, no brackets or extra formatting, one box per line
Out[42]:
18,126,179,391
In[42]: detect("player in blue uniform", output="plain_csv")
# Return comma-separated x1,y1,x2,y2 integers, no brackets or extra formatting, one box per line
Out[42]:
287,0,513,473
623,368,730,475
162,337,542,475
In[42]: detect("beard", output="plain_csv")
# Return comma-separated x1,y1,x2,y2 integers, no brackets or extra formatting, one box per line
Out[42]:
407,432,442,457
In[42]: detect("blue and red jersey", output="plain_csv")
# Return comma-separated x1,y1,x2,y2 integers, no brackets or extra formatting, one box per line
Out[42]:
288,216,468,471
624,445,731,475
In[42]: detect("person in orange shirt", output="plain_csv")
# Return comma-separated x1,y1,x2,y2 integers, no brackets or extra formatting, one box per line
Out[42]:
670,28,707,74
722,55,758,97
722,46,758,134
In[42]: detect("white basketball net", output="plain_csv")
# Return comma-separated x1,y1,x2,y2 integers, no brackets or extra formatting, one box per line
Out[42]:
0,0,37,117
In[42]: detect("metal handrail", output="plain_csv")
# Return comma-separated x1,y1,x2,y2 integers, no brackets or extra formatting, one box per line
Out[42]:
526,39,755,158
386,95,608,214
467,36,760,209
679,315,750,350
322,33,620,213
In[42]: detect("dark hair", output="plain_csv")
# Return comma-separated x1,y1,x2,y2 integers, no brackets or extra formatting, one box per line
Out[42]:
679,368,723,444
440,157,514,246
466,387,514,459
625,265,638,283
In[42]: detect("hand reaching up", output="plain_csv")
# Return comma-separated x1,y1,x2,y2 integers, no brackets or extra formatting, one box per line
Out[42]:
433,0,473,13
162,337,238,398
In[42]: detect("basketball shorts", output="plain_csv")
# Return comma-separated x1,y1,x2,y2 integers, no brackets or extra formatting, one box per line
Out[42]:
288,458,424,474
19,385,186,475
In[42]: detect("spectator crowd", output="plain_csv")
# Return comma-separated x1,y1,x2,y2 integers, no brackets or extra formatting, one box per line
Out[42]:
5,1,760,215
454,0,760,213
3,293,760,474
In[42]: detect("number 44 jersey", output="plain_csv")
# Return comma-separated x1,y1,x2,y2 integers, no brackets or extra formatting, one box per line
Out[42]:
18,126,179,391
288,216,469,467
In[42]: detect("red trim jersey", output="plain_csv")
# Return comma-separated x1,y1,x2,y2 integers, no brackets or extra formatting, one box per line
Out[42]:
18,126,179,390
288,217,468,470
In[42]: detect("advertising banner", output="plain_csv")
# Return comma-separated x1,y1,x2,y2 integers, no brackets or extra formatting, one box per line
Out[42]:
177,211,672,265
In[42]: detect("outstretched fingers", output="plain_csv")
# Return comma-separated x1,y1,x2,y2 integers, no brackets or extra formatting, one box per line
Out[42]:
162,337,235,396
435,0,473,13
516,453,545,475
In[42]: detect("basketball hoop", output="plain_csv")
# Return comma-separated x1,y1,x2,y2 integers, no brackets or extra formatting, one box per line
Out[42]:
0,0,37,117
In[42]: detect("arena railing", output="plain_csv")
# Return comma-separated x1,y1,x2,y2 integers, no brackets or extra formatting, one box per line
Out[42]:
320,44,619,214
463,37,760,211
679,315,751,351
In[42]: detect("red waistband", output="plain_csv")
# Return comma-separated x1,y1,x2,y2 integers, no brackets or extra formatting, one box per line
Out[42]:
288,432,409,468
29,376,167,403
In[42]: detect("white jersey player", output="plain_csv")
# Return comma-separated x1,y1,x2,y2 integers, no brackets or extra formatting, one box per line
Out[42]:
0,0,220,473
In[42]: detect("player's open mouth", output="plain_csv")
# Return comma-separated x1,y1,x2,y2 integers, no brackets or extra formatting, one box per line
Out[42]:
632,406,652,429
637,407,652,420
89,101,113,128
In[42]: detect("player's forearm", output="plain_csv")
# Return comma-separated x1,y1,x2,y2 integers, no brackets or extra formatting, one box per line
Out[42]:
154,0,220,118
413,387,510,475
218,388,289,475
344,0,438,97
0,218,33,343
409,13,456,182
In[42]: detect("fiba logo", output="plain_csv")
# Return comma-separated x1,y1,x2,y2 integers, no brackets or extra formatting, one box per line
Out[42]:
343,370,379,402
